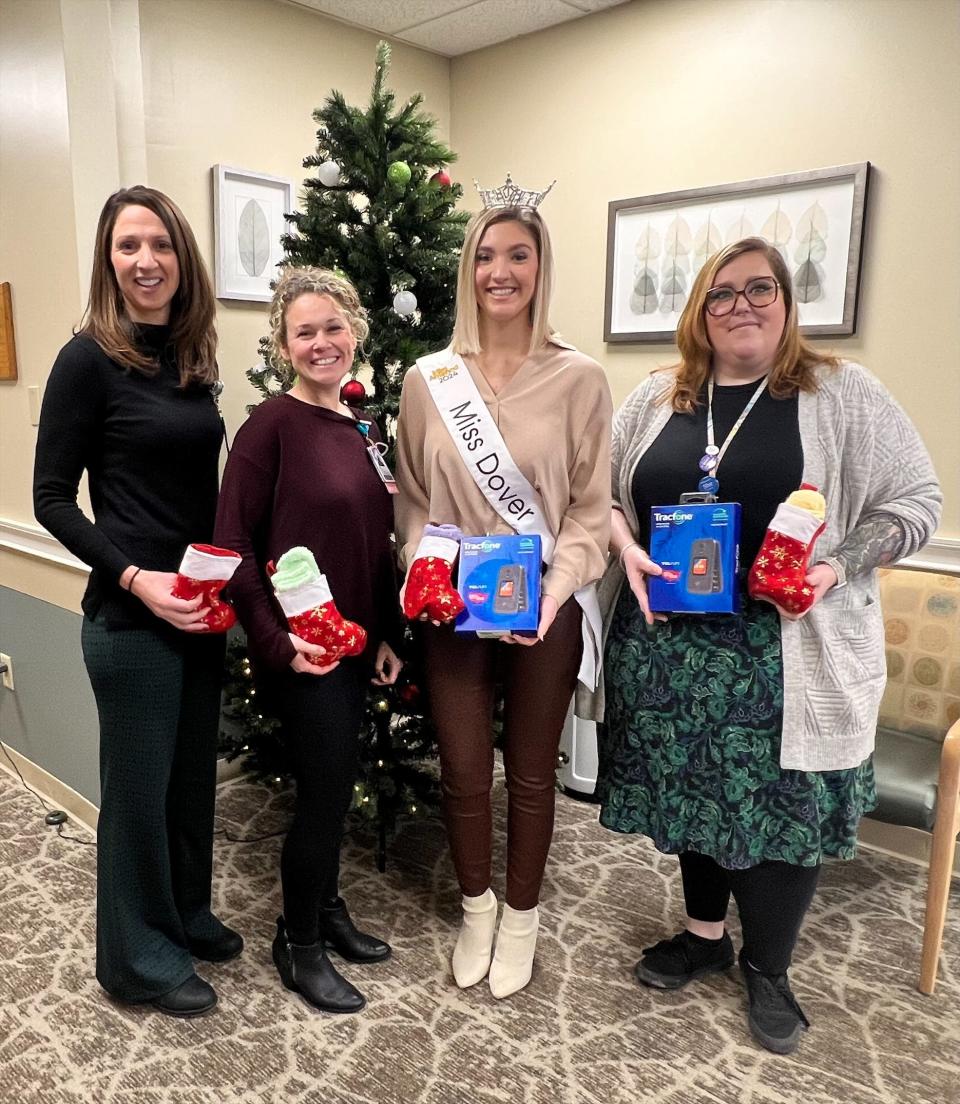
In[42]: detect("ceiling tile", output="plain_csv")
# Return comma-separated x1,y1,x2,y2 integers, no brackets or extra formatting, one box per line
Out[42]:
287,0,474,36
398,0,581,56
564,0,630,11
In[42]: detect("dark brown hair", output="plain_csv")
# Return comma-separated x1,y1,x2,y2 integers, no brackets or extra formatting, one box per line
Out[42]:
81,186,218,387
668,236,838,412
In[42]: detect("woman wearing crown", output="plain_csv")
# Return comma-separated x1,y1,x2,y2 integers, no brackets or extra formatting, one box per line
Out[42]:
395,177,613,999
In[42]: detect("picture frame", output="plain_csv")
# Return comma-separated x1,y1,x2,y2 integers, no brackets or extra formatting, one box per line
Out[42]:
0,282,17,381
603,162,870,344
212,165,296,302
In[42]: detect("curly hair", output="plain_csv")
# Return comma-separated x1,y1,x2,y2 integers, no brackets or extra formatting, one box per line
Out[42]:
668,236,839,412
268,266,369,366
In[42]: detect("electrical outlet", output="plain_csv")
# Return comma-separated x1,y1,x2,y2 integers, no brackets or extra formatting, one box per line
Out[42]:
0,654,13,691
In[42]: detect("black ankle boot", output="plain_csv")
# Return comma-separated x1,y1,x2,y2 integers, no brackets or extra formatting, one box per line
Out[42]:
272,916,365,1014
318,898,391,963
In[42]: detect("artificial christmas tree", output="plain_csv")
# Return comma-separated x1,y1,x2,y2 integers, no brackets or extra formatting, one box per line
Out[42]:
221,41,465,857
245,40,469,456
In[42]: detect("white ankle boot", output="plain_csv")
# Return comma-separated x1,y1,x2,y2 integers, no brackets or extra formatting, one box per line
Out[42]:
488,904,539,999
452,889,498,988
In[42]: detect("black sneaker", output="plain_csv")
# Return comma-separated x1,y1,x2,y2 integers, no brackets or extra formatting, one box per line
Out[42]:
634,929,735,990
739,949,810,1054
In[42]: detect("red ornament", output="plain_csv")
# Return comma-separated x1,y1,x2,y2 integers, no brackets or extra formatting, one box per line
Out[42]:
340,379,366,405
399,683,421,706
430,169,452,189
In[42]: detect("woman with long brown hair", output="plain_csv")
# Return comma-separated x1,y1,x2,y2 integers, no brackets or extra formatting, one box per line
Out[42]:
595,236,940,1054
34,186,238,1017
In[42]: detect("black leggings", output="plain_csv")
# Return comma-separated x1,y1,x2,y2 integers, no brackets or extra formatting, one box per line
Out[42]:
260,659,368,945
679,851,820,975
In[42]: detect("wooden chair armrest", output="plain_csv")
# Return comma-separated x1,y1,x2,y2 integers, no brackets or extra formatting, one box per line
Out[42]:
939,718,960,798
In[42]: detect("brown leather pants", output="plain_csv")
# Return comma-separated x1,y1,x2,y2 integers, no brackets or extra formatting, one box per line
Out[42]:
421,597,583,910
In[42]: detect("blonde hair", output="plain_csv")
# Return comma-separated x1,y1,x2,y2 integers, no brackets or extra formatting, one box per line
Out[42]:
268,266,370,365
669,236,839,413
451,207,555,355
82,186,218,388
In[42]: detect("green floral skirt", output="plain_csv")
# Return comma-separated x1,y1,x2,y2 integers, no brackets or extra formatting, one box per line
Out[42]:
596,585,876,869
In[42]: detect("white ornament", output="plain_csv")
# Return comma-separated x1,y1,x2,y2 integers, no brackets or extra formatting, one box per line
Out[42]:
318,160,341,187
393,290,418,316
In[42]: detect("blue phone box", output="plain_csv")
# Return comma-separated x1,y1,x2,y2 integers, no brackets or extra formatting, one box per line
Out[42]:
456,534,542,637
647,502,741,614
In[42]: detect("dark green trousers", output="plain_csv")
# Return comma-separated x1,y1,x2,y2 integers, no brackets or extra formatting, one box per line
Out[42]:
82,615,226,1001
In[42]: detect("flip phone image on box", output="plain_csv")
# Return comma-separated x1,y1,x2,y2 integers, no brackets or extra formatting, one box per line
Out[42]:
647,502,741,614
455,535,541,637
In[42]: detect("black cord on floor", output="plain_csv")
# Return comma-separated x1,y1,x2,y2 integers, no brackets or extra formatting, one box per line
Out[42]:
215,823,289,844
0,741,96,846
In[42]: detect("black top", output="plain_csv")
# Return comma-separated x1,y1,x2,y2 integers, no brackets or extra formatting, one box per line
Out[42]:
631,379,804,576
33,326,223,627
213,394,402,672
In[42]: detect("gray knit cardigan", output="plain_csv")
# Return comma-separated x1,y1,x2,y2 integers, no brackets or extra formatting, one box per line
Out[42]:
579,361,941,771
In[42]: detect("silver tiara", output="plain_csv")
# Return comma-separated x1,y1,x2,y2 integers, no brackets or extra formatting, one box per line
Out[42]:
474,172,556,211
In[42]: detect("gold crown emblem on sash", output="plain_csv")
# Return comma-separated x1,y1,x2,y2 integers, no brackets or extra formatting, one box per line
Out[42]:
474,173,556,211
430,365,458,382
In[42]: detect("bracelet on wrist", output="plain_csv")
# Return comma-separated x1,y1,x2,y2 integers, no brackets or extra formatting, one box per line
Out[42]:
618,542,640,569
126,567,143,593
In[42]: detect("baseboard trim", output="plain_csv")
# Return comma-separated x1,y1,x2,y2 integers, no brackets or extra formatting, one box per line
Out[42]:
0,746,245,836
859,815,960,877
0,742,99,833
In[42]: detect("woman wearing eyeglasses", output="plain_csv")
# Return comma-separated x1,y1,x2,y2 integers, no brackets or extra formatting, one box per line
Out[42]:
594,237,940,1054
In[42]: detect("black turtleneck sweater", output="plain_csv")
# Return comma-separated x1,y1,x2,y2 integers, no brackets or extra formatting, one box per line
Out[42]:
33,326,223,627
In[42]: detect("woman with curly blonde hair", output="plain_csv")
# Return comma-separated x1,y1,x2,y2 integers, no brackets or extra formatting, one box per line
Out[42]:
215,266,402,1014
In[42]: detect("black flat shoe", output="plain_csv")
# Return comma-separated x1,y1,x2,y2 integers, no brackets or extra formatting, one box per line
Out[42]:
739,949,810,1055
318,898,391,964
272,916,365,1014
188,926,244,963
150,974,217,1018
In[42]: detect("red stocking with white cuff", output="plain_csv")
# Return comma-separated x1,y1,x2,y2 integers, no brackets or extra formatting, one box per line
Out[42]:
748,485,826,616
171,544,242,632
270,547,367,665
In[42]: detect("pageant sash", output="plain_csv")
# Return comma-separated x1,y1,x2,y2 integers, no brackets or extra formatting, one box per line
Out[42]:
417,348,602,689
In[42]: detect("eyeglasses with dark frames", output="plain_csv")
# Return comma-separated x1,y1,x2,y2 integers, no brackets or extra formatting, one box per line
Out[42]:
704,277,780,317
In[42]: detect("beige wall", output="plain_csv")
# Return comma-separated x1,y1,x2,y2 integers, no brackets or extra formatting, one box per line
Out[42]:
2,0,958,612
450,0,960,537
0,0,449,604
0,0,84,549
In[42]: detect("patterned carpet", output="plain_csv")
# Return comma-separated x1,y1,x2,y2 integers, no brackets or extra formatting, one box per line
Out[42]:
1,767,958,1104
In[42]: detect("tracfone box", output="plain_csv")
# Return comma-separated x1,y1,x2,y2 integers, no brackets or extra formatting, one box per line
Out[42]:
456,534,542,637
647,502,741,614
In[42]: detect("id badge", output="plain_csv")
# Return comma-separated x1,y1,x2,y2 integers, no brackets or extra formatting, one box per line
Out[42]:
366,443,398,494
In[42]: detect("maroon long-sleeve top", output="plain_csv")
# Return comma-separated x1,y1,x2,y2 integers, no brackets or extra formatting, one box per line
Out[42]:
214,394,401,672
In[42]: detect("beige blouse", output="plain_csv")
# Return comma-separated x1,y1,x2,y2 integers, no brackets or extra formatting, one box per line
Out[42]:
395,338,613,609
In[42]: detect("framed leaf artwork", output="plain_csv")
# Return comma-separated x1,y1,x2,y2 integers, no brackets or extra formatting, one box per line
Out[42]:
604,162,870,343
212,166,296,302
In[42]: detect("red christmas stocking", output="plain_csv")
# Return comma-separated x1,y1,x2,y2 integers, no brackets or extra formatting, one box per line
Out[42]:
403,524,465,622
271,547,367,665
172,544,242,632
748,484,826,616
